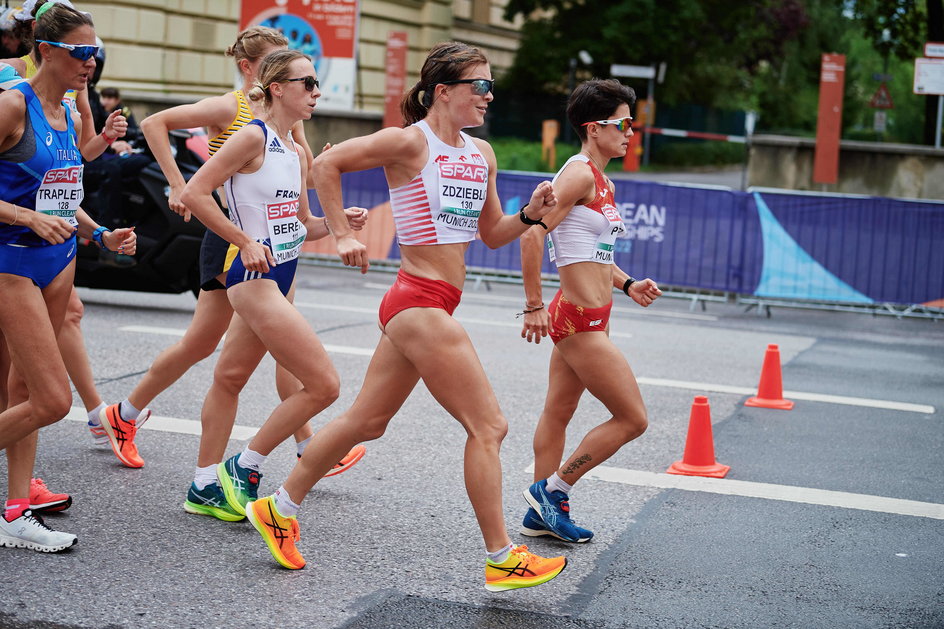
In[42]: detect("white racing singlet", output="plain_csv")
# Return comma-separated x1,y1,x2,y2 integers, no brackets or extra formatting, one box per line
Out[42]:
223,120,306,264
547,154,625,267
387,119,489,246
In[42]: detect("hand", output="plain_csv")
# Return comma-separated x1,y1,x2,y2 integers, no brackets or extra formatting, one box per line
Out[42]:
22,211,75,245
343,206,367,231
241,240,276,273
167,184,191,222
112,140,133,155
524,180,557,220
336,234,369,274
104,110,128,140
520,307,550,344
103,226,136,255
628,278,662,307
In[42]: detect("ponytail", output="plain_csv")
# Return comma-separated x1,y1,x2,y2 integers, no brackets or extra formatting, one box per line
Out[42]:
399,81,430,127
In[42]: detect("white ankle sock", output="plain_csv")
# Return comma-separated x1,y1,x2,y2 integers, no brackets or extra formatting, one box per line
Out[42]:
273,486,300,518
237,447,266,471
486,543,513,564
546,473,573,495
194,464,217,490
120,399,141,423
296,436,311,458
87,403,106,426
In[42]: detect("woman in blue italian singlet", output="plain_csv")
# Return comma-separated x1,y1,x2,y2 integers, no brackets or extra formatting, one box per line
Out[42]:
180,50,366,526
0,3,135,554
243,41,568,593
518,79,663,544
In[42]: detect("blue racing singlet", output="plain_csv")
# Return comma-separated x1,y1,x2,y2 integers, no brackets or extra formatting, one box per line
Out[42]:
0,82,83,247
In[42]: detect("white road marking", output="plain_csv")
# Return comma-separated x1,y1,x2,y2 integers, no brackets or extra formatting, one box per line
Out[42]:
582,465,944,521
66,406,256,440
120,325,373,357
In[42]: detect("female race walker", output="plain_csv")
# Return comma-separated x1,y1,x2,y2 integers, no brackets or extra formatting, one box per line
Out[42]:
180,49,365,524
244,41,568,593
518,79,662,543
0,3,135,553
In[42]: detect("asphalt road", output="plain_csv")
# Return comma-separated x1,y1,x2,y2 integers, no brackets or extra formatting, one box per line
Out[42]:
1,263,941,629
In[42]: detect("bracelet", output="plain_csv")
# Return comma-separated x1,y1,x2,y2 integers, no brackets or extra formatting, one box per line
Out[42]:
101,130,116,145
516,303,544,318
519,206,548,230
10,204,19,226
92,226,109,250
323,217,331,234
622,277,636,296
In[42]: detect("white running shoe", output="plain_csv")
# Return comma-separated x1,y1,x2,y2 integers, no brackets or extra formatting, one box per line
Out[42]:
0,510,77,553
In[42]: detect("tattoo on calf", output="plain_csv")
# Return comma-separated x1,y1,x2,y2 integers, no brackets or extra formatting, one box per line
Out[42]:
562,454,592,476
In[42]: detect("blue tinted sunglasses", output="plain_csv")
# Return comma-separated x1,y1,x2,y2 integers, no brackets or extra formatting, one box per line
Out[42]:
37,40,100,61
439,78,494,95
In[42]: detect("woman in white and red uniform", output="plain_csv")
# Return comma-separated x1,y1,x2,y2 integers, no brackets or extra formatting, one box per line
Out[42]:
518,79,663,544
244,41,568,593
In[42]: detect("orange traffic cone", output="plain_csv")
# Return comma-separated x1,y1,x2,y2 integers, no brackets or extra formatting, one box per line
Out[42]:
667,396,730,478
745,344,794,410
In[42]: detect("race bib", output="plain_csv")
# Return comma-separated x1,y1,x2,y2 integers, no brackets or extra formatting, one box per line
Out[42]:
435,160,487,232
35,165,83,228
266,200,305,264
593,204,625,264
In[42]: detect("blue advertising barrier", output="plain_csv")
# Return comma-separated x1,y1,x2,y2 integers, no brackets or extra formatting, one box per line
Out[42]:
309,168,944,308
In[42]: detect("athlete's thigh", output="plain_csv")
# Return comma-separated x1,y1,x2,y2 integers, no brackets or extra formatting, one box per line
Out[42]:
344,333,420,426
385,308,502,424
183,288,235,350
544,344,587,412
215,310,268,380
555,331,643,418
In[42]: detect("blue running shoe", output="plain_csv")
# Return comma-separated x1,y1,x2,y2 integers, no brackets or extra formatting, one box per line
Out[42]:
183,482,245,522
523,480,589,543
217,454,262,516
521,507,593,543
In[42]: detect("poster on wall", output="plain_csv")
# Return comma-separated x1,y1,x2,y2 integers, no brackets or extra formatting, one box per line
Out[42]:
239,0,359,112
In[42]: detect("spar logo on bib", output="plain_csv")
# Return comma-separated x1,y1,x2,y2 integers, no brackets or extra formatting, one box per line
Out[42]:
43,166,82,185
438,161,488,183
267,200,298,219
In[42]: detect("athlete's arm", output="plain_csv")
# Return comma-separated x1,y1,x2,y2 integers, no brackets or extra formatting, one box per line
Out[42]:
474,138,557,249
75,208,137,254
141,94,235,220
76,88,127,161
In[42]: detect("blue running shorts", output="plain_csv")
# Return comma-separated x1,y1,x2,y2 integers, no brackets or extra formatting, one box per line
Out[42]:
0,237,76,289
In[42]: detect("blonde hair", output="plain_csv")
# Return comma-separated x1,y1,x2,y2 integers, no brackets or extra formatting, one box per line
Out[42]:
246,49,308,106
225,25,288,64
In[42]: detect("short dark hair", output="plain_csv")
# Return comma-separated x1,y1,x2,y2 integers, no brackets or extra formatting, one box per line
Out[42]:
100,86,120,99
567,79,636,142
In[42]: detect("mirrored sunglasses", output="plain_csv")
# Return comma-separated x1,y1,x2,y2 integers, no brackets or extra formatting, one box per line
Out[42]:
36,40,99,61
284,76,320,92
581,117,633,132
440,78,494,96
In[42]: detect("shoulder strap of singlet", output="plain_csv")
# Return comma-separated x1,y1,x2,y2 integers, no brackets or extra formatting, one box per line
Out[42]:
247,118,267,141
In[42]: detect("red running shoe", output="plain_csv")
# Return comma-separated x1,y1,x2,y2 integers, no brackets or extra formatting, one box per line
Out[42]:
100,404,144,468
29,478,71,514
323,445,366,477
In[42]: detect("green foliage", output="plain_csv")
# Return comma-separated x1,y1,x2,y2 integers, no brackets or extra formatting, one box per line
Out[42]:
650,140,748,167
488,138,576,173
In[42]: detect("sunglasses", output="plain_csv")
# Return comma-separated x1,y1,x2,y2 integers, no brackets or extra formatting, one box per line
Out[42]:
581,117,634,132
284,76,320,92
36,40,99,61
439,78,494,96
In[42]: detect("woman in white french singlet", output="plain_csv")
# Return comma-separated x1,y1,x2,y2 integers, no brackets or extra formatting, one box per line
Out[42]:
179,50,366,529
241,42,569,593
518,79,663,544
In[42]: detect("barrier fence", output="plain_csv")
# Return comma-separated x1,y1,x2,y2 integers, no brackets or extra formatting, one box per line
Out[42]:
306,168,944,315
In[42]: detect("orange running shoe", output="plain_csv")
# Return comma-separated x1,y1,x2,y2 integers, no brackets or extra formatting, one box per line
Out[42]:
323,444,366,478
28,478,71,514
100,404,144,468
484,544,567,592
246,496,305,570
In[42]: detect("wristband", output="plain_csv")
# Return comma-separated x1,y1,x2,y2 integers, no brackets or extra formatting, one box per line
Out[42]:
519,206,548,230
101,130,116,145
92,226,109,250
622,277,636,296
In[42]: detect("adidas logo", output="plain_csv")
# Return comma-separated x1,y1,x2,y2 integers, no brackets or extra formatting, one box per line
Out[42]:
268,137,284,154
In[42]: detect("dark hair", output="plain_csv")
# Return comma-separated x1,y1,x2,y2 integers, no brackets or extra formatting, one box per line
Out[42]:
400,41,488,126
567,79,636,142
33,3,94,50
100,86,119,99
246,49,308,106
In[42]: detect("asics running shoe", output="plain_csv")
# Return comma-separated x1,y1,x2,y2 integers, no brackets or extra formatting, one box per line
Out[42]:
323,445,367,477
100,403,144,468
87,420,109,446
217,454,261,516
523,480,589,544
484,544,566,592
0,510,77,553
28,478,71,514
183,482,245,522
520,506,593,542
246,496,305,570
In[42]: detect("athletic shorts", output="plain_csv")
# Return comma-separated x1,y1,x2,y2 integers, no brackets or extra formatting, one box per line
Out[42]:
223,241,298,297
0,237,76,289
548,289,612,345
199,228,230,291
378,269,462,328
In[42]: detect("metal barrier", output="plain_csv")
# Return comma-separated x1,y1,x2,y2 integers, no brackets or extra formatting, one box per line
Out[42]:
306,168,944,319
